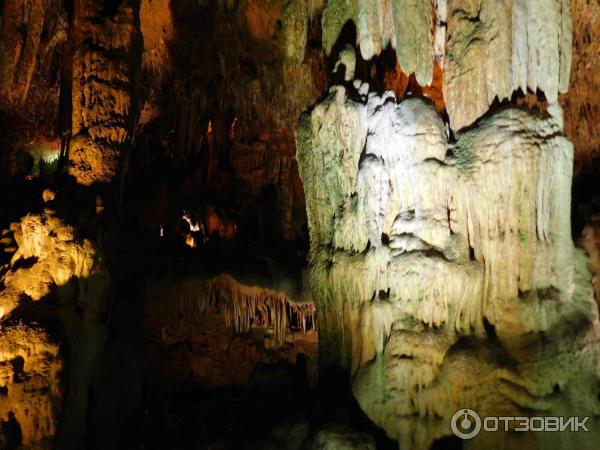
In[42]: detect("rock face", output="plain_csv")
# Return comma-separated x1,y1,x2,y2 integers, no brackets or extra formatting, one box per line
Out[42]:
144,269,318,387
321,0,572,132
581,220,600,310
297,78,600,449
0,0,66,110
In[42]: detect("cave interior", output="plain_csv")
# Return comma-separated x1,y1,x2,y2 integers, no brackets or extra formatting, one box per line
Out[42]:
0,1,599,449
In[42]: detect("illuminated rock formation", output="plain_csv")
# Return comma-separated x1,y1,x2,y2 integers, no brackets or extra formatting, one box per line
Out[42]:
444,0,572,130
208,273,315,344
0,0,67,109
0,324,63,448
0,212,97,320
297,59,600,450
321,0,572,130
147,270,315,347
0,0,598,448
144,269,318,387
68,0,139,185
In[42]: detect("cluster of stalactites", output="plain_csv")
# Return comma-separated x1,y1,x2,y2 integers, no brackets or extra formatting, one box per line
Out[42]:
321,0,572,130
322,0,436,85
208,275,317,345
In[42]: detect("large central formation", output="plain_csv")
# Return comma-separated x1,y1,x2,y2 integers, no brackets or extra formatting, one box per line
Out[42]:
297,1,600,448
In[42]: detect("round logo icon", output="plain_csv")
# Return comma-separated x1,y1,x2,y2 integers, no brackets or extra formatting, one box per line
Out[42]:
451,409,482,439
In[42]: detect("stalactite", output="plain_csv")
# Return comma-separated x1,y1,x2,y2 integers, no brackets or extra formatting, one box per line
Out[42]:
147,273,316,347
208,274,316,345
443,0,572,130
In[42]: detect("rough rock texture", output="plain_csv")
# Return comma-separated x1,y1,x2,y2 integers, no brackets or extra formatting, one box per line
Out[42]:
297,81,600,448
560,0,600,169
147,269,315,347
444,0,572,131
68,0,140,185
132,0,323,242
320,0,573,133
0,324,63,448
140,0,174,78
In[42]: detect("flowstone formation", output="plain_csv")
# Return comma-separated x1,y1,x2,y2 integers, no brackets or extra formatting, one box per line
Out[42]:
297,5,600,444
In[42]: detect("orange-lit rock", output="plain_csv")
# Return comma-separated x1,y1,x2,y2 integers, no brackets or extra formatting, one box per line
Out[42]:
244,0,282,41
0,0,64,107
0,0,66,146
560,0,600,169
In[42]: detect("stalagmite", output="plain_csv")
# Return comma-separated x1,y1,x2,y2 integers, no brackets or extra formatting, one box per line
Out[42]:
297,51,600,450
